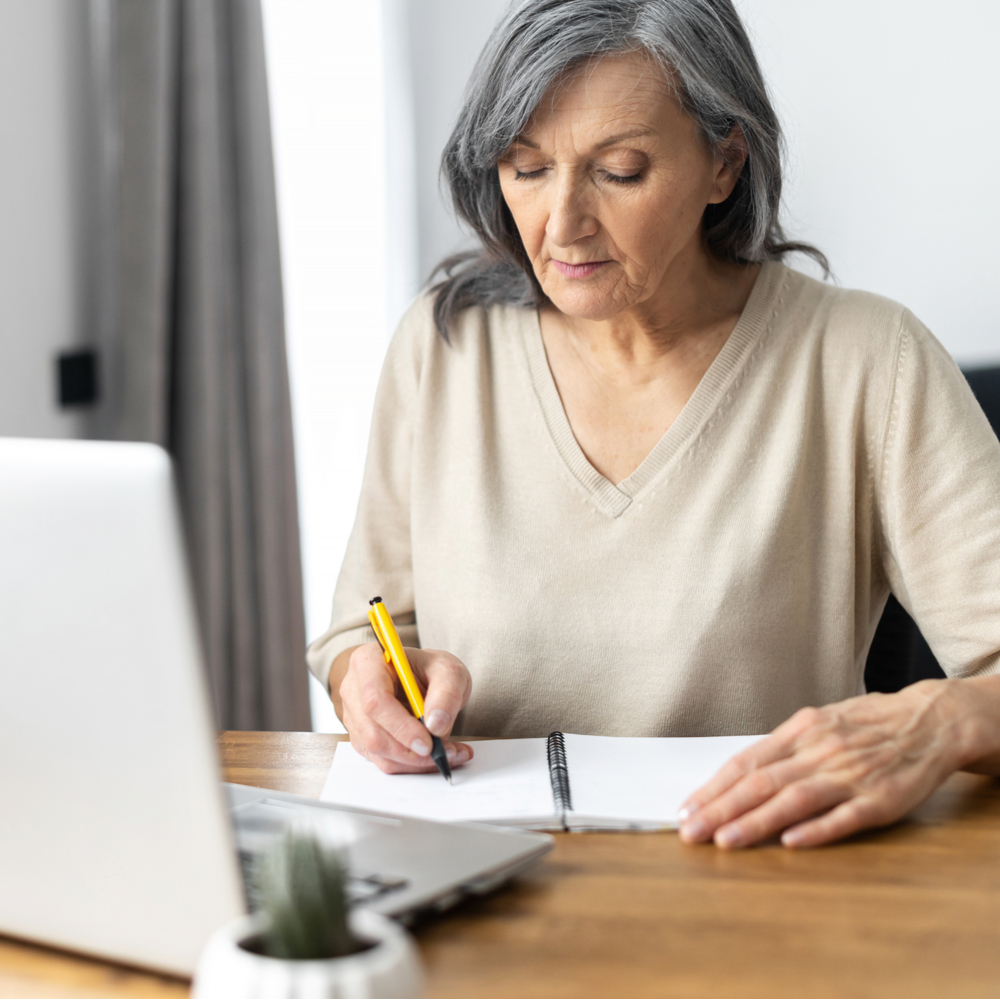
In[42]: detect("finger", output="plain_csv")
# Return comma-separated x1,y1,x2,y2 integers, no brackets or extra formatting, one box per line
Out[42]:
412,650,472,737
781,796,888,848
678,733,801,823
342,658,431,766
348,716,431,769
712,774,852,849
348,718,473,773
679,751,827,843
352,652,436,758
345,676,474,769
370,741,474,774
342,642,398,710
679,708,827,817
364,681,438,757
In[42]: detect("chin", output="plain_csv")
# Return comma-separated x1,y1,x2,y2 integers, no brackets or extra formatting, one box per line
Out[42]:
545,288,622,321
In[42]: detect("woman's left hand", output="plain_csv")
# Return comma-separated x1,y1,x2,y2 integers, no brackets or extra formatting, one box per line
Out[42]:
677,678,994,849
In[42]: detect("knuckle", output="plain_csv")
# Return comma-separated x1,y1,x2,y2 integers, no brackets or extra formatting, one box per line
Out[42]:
338,673,355,706
745,768,779,799
425,650,468,677
364,722,424,766
425,669,464,698
432,674,464,699
359,682,384,717
794,706,823,729
840,799,868,824
353,642,387,678
730,748,757,771
349,644,371,672
857,796,894,827
342,706,358,733
384,713,421,745
784,782,818,812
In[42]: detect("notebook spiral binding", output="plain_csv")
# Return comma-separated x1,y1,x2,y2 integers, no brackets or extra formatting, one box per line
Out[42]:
546,731,573,830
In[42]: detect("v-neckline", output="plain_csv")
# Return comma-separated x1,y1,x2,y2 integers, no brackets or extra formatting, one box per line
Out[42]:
518,261,785,518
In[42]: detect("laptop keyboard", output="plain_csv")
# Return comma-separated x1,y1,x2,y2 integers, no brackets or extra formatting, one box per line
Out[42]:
238,850,409,910
345,872,410,903
231,799,410,911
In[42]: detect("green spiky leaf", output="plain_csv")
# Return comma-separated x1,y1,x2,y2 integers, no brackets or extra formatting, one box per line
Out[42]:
253,830,360,960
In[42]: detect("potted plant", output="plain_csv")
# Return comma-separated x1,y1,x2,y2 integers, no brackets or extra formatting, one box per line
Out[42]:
193,829,422,999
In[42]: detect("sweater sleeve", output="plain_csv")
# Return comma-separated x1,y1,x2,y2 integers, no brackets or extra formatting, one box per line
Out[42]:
305,297,431,691
877,310,1000,678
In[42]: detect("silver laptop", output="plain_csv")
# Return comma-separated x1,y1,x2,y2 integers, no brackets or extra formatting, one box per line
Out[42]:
0,437,551,976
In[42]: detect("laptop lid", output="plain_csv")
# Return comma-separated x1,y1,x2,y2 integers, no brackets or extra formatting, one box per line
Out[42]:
0,438,245,976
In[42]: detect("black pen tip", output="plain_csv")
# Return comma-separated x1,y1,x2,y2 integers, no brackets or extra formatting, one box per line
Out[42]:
429,734,452,783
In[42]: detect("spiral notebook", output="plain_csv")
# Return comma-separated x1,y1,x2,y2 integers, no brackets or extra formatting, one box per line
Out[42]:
321,732,761,831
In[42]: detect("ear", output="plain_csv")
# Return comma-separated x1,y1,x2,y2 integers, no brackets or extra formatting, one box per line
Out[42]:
707,125,749,205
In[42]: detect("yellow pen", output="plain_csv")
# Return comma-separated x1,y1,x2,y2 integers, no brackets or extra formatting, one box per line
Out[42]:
368,596,452,783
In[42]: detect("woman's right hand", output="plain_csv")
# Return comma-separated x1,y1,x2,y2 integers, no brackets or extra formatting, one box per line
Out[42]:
331,643,474,774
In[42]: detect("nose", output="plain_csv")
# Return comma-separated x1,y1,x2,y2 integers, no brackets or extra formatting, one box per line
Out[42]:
545,171,598,249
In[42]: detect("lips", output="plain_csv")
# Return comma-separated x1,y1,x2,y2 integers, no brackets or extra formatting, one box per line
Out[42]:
551,259,609,278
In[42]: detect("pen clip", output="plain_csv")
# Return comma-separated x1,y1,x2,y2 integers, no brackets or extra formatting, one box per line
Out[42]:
368,607,392,665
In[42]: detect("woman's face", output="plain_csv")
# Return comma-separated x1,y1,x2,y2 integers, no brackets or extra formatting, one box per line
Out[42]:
498,52,743,322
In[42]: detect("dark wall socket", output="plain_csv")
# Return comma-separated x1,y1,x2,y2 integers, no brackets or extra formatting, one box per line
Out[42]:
58,349,99,406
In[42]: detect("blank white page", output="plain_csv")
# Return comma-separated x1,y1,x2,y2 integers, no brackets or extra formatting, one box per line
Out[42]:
320,738,556,824
564,734,762,826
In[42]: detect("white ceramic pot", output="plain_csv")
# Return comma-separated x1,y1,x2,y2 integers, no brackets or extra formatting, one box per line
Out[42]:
192,908,423,999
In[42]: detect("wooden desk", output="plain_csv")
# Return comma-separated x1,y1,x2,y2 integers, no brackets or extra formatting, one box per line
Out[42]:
3,731,1000,999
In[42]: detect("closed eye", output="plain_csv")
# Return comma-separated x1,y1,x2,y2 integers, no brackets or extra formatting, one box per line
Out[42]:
604,171,642,185
511,167,642,184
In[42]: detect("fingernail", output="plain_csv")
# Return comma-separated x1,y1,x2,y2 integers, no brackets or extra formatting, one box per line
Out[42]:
715,826,742,848
677,804,695,822
782,829,804,847
410,739,431,757
680,817,708,841
425,709,450,735
448,746,469,764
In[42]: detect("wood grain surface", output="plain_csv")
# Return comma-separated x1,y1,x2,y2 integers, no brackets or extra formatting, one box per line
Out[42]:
3,730,999,999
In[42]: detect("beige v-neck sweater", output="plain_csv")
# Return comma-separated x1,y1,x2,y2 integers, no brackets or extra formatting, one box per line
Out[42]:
307,263,1000,737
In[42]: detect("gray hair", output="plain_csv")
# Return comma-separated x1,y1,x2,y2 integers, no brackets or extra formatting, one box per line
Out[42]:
432,0,827,339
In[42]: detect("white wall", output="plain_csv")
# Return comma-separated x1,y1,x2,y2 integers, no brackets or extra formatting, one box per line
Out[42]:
736,0,1000,366
0,0,95,439
398,0,508,283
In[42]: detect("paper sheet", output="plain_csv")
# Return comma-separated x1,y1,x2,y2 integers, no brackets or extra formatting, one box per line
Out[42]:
320,738,556,824
320,733,764,829
564,734,761,824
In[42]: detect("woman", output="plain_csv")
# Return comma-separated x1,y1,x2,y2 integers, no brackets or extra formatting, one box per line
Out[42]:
309,0,1000,848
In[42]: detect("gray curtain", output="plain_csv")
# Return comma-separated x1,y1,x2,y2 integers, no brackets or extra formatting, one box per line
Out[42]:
101,0,311,731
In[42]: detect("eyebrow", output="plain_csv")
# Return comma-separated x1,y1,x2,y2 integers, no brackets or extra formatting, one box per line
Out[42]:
509,128,655,152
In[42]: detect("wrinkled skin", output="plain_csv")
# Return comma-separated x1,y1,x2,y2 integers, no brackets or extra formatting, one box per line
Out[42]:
678,678,1000,848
